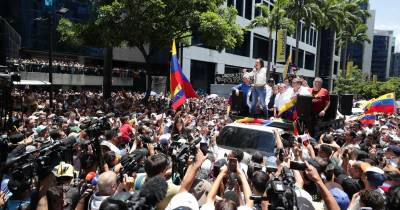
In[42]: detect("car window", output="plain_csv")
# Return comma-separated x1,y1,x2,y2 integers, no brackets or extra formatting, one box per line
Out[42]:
218,126,276,156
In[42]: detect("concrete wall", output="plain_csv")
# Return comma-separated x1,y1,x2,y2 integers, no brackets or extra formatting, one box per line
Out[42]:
363,10,376,75
20,72,133,86
210,84,235,98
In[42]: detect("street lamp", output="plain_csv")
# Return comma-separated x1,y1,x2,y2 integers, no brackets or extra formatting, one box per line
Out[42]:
48,7,69,109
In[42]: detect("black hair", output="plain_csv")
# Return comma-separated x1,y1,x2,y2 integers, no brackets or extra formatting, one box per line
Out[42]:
144,154,169,177
231,149,244,162
99,197,128,210
251,152,263,164
215,199,238,210
386,186,400,210
251,171,269,193
105,129,118,140
360,189,385,210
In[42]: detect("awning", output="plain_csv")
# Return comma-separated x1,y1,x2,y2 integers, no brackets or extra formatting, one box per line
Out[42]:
13,80,51,86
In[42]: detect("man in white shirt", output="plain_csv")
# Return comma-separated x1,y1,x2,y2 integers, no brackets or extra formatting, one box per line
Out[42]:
273,83,290,117
288,77,312,99
247,58,269,118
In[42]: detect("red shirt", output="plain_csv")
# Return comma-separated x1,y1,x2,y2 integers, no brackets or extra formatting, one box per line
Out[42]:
309,88,330,114
119,123,133,142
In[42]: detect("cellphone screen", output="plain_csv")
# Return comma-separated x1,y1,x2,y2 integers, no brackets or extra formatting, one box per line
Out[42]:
200,143,208,155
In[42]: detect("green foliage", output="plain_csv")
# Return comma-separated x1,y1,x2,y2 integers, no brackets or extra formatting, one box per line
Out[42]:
335,66,400,99
334,65,366,95
57,0,244,60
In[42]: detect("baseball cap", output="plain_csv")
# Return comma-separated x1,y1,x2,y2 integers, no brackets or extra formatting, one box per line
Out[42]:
34,125,48,134
328,187,350,210
165,192,199,210
365,166,386,188
52,162,75,178
387,145,400,156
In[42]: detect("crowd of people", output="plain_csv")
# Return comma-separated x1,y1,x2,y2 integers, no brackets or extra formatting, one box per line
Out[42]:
0,75,399,209
6,58,140,78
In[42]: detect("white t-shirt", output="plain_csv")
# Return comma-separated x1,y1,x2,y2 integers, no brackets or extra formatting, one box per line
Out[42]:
247,67,267,86
274,91,291,110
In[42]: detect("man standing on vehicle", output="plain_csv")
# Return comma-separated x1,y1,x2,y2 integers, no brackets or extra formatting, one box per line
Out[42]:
309,77,330,118
247,58,270,118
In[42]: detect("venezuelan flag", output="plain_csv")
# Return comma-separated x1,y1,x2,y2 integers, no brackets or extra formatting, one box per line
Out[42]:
283,52,292,79
278,99,297,121
364,92,396,114
170,40,187,110
359,114,376,125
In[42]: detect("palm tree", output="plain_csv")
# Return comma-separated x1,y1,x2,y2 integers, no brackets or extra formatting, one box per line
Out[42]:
314,0,344,77
336,0,370,76
285,0,322,67
247,0,294,79
337,23,370,75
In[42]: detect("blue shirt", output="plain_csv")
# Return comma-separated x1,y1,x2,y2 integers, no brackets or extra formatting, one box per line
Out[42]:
232,83,251,106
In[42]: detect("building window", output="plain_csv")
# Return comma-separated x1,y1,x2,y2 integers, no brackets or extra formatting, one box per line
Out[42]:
301,25,306,43
299,49,304,68
285,44,291,61
252,34,269,60
334,61,338,75
227,0,234,7
227,31,251,57
313,30,317,47
190,60,216,93
245,0,252,20
236,0,244,17
255,0,262,17
305,51,315,70
225,65,248,74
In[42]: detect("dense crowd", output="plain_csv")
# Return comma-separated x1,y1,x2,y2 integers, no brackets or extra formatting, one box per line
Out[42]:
0,87,399,210
6,58,140,78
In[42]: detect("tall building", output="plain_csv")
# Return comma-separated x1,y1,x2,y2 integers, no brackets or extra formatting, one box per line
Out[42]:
342,2,375,76
0,17,21,65
371,30,393,81
389,37,396,77
0,0,100,57
391,52,400,77
181,0,320,92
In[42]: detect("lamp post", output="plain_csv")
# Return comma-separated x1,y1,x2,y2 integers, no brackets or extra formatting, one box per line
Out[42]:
47,7,68,109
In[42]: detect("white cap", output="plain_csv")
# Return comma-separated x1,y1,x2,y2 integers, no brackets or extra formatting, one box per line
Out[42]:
165,192,199,210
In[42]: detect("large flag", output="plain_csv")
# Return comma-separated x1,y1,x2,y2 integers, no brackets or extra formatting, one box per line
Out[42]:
364,92,396,114
359,114,376,125
283,52,292,79
170,40,197,110
278,98,297,121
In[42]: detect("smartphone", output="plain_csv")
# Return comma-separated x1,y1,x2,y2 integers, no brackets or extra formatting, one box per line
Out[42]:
228,158,237,173
290,161,307,171
200,143,208,156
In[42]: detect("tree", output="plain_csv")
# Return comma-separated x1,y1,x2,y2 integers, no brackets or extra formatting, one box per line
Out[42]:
314,0,344,77
58,0,244,99
359,77,400,99
334,65,367,96
285,0,322,67
336,0,370,76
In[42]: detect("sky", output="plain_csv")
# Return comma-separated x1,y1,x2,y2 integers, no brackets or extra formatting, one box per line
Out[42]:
370,0,400,52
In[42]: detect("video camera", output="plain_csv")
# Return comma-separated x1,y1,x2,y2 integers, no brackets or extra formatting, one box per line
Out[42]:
6,137,77,181
170,137,201,185
251,162,307,210
119,152,145,181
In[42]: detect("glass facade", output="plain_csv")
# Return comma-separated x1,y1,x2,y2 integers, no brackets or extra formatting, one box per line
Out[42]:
371,35,390,81
252,34,269,60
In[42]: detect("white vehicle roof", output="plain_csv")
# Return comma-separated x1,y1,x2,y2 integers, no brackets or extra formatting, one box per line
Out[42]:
224,122,283,133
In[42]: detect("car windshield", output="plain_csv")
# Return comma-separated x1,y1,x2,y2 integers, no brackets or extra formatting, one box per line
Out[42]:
217,126,276,156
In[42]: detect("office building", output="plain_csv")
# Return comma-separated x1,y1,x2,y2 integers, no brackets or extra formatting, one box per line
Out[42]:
391,52,400,77
0,17,21,65
371,30,393,81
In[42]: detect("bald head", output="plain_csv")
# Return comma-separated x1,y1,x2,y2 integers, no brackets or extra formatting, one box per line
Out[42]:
97,171,118,196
